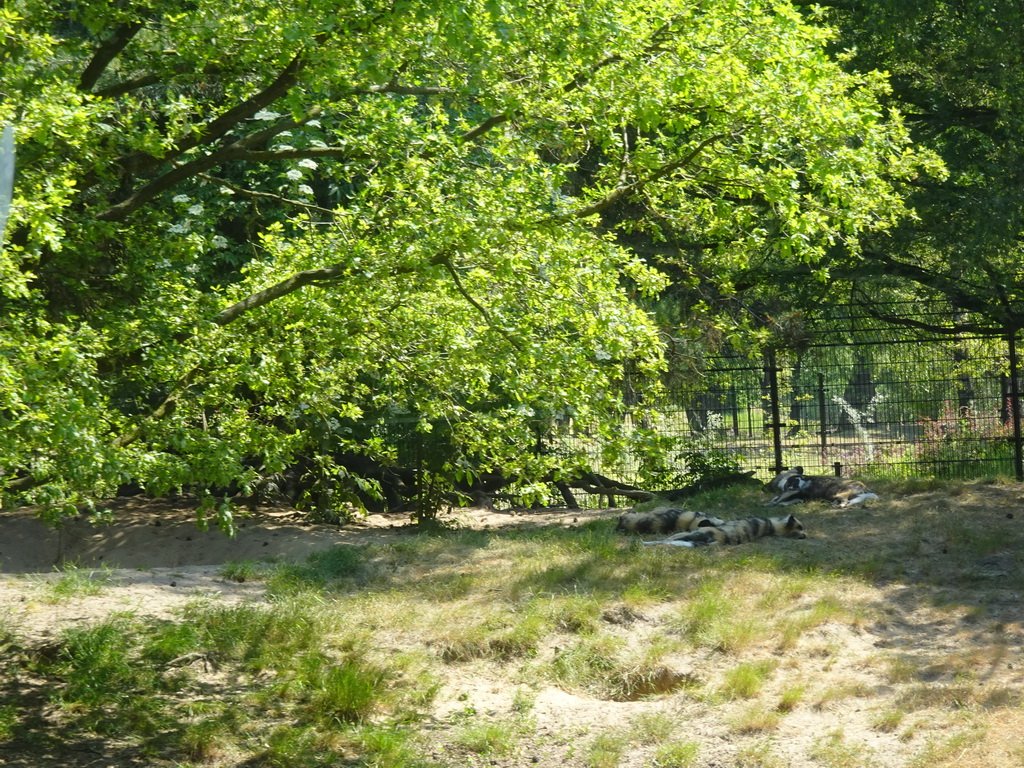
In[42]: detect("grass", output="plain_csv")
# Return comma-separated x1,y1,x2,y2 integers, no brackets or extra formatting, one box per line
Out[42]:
35,562,119,602
452,716,525,756
734,739,788,768
810,729,880,768
717,659,776,700
730,703,784,733
219,557,277,583
0,704,19,743
776,683,806,712
652,739,700,767
584,731,630,768
3,477,1024,767
582,716,700,768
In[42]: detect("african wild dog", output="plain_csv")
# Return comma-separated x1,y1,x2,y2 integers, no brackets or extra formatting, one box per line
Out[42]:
643,515,806,547
766,467,878,508
616,506,726,536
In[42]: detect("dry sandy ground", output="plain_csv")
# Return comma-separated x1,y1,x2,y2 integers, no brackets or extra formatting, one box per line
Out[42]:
0,497,608,644
1,490,1023,768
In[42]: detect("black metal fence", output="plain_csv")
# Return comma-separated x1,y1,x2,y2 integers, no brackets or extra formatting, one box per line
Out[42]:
564,304,1024,486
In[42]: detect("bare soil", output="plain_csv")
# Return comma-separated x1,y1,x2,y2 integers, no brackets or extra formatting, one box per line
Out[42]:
1,486,1023,768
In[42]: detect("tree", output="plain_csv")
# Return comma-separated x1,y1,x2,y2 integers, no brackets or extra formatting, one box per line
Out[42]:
0,0,933,523
794,0,1024,334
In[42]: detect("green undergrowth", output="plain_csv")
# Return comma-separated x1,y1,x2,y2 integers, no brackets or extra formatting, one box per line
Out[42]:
2,479,1022,766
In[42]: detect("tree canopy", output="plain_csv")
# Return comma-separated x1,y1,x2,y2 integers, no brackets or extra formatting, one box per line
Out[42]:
802,0,1024,333
0,0,935,523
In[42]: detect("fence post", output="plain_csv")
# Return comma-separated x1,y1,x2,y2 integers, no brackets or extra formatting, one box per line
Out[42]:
1008,329,1024,482
765,349,784,473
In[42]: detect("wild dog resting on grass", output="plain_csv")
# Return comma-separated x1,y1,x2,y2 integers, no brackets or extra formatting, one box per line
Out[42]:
766,466,878,508
616,506,726,536
643,515,806,547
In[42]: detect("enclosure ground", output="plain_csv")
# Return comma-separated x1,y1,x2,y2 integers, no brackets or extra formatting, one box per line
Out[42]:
1,484,1022,768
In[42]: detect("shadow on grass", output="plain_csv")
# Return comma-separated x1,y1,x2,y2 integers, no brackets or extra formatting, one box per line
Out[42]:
253,481,1024,618
265,479,1024,609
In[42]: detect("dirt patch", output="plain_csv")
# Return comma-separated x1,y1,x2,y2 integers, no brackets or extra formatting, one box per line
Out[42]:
0,498,609,644
0,496,608,573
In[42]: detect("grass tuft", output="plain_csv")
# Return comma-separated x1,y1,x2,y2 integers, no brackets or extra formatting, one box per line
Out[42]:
47,615,174,735
584,731,630,768
810,729,879,768
219,558,276,583
452,717,523,756
718,660,776,700
37,562,119,603
653,738,700,767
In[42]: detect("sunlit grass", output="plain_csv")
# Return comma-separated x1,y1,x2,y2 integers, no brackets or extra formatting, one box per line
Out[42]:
734,739,788,768
717,659,777,700
219,558,276,583
35,562,119,603
584,730,630,768
810,729,880,768
653,738,701,767
730,703,784,734
452,716,526,757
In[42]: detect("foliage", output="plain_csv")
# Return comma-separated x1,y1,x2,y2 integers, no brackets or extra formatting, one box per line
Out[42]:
0,0,933,518
804,0,1024,332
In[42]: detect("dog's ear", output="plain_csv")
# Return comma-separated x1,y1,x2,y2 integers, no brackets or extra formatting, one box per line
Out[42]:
785,514,798,525
696,518,716,528
793,466,804,474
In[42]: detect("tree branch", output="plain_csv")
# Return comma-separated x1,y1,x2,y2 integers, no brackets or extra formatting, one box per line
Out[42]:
456,50,625,145
853,294,1006,336
238,147,371,163
558,133,731,221
112,366,204,449
79,20,146,93
97,110,322,221
860,251,1008,316
93,62,224,98
114,42,322,178
358,83,455,96
456,16,681,146
196,172,338,216
440,259,522,351
212,252,440,327
213,265,352,326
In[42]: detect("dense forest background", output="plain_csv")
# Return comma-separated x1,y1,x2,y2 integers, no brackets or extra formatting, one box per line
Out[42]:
2,0,1022,526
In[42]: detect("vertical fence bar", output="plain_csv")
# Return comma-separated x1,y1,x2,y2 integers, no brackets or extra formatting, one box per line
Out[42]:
730,385,739,436
766,349,783,473
1008,329,1024,481
817,372,828,461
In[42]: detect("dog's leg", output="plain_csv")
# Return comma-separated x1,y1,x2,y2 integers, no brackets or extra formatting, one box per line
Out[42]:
642,539,698,547
838,491,878,507
765,491,805,506
661,530,699,542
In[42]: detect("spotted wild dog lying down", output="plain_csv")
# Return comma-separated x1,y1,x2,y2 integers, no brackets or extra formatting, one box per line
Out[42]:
616,506,726,535
643,514,806,548
766,466,878,508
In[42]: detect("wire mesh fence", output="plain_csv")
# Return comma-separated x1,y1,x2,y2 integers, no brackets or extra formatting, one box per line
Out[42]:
558,303,1024,489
